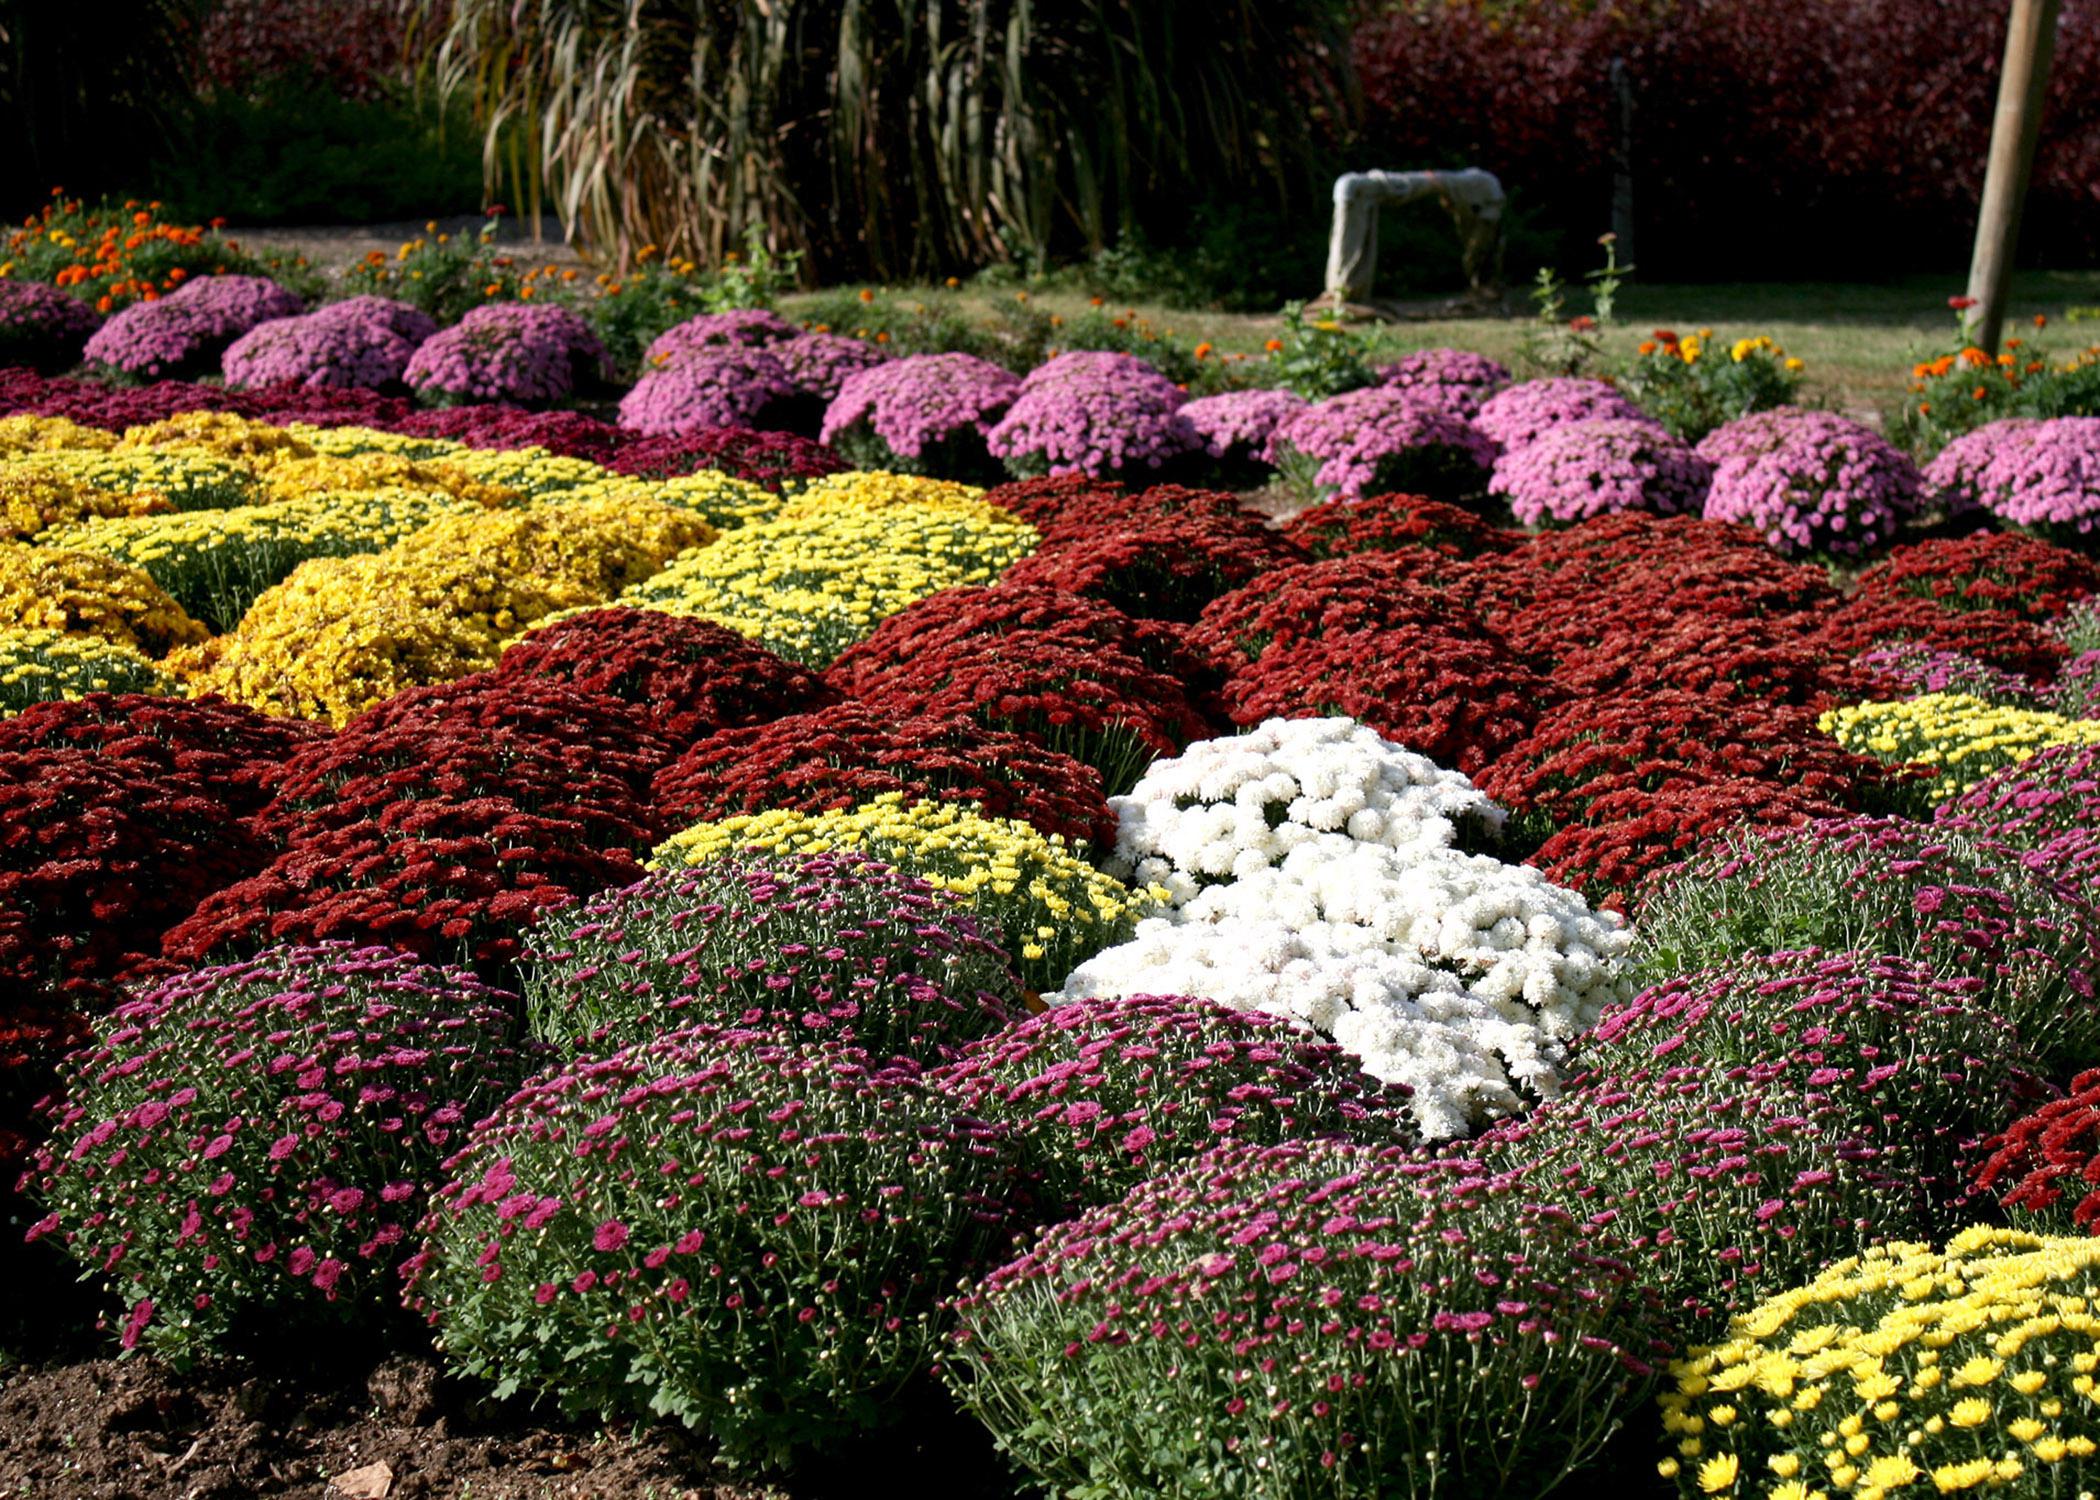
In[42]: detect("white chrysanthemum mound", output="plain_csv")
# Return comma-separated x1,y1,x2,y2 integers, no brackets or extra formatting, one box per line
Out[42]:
1107,716,1505,906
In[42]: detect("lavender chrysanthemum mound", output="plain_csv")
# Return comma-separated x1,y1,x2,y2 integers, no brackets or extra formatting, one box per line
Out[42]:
770,331,889,401
1264,385,1497,501
1489,417,1713,526
1922,418,2045,513
1697,407,1924,557
618,346,811,437
84,275,304,381
1473,376,1656,452
985,350,1200,479
404,303,613,407
0,281,103,373
644,308,797,365
1933,416,2100,539
222,297,439,391
1180,388,1306,463
1375,346,1512,417
819,353,1020,477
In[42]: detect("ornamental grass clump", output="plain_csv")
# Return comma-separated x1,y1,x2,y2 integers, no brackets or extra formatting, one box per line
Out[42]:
26,943,528,1365
1473,376,1657,453
944,1140,1662,1500
0,626,173,714
1656,1227,2100,1499
1265,386,1498,503
84,276,304,383
220,297,439,391
652,794,1160,993
495,607,837,746
404,303,613,408
524,851,1019,1060
0,281,102,373
1635,816,2100,1074
985,350,1201,480
617,347,818,437
1488,417,1713,526
1820,692,2100,801
410,1028,1020,1466
820,353,1020,482
652,700,1116,851
1696,408,1925,558
928,994,1416,1221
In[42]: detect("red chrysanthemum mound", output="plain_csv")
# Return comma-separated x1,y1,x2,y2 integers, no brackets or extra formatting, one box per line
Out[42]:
493,607,839,746
1187,552,1490,676
651,701,1115,851
1281,491,1524,561
1975,1068,2100,1234
1812,592,2067,681
393,407,627,465
1213,624,1558,775
998,511,1306,623
824,583,1208,691
1545,614,1877,711
605,428,849,490
981,476,1254,540
0,693,326,818
1852,532,2100,623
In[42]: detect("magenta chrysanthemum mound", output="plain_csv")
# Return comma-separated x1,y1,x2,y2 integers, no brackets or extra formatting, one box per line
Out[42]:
1856,641,2039,707
404,302,612,407
1264,385,1497,501
985,350,1200,479
1696,408,1924,557
1489,417,1713,526
408,1026,1020,1460
643,308,797,364
1940,417,2100,539
1375,346,1512,416
25,943,527,1362
221,296,439,390
0,281,102,373
617,346,811,436
769,331,888,400
1473,376,1655,452
1922,418,2045,512
1179,388,1305,466
819,353,1019,475
84,275,304,381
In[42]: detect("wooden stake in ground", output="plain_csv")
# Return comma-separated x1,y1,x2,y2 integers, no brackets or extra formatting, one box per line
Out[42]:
1967,0,2063,353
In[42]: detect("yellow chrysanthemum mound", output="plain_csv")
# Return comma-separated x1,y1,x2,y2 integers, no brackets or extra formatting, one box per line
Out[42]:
0,414,118,456
633,470,780,532
0,625,174,715
5,447,261,517
255,452,521,510
0,542,208,656
622,479,1035,666
780,469,993,518
281,423,468,462
115,411,317,463
436,445,611,499
652,793,1162,992
1657,1226,2100,1499
0,464,174,542
1820,693,2100,801
172,495,712,723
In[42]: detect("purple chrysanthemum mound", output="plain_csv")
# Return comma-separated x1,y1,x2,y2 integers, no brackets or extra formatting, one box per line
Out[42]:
769,331,888,401
927,993,1415,1220
617,346,812,437
985,350,1201,479
404,302,612,407
1473,376,1655,452
24,942,528,1361
1946,417,2100,538
1264,385,1497,501
1375,346,1512,417
1489,416,1713,526
1696,408,1925,558
0,281,102,373
84,275,304,381
222,296,440,391
2054,649,2100,719
1179,388,1306,464
1923,418,2045,514
1857,640,2040,707
819,352,1020,462
643,308,797,365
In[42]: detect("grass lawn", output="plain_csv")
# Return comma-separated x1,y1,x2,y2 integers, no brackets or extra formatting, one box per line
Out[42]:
785,268,2100,422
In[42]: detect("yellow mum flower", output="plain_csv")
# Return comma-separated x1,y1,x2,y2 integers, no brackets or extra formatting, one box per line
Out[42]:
1697,1451,1738,1493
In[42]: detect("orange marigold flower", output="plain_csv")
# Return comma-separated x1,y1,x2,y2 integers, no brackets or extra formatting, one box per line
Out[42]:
858,288,875,303
1193,342,1214,360
1264,338,1284,353
1641,341,1660,356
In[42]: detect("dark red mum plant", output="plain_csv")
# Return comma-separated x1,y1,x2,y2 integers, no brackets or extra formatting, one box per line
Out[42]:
992,512,1306,623
1975,1069,2100,1233
1186,552,1491,676
1812,592,2067,681
1281,491,1524,561
1852,532,2100,622
606,428,849,491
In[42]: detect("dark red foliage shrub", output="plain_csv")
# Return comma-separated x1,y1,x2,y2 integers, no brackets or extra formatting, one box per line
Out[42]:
1852,533,2100,623
393,407,627,465
1479,691,1890,846
1813,593,2067,682
1547,615,1876,711
982,476,1254,539
1215,624,1558,776
607,428,850,491
651,702,1116,850
1187,552,1488,675
0,369,412,430
493,607,838,745
1975,1069,2100,1233
998,513,1306,623
1524,777,1855,912
826,583,1207,689
0,693,325,817
1281,492,1524,561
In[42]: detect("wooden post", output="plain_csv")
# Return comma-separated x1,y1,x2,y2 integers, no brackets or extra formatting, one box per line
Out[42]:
1609,57,1636,265
1967,0,2063,353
